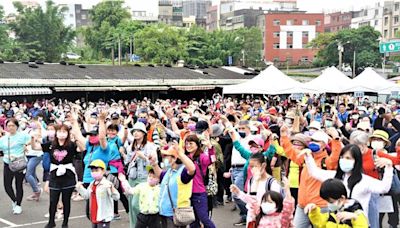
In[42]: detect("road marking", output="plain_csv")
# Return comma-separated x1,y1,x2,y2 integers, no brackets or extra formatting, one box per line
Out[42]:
1,210,125,228
0,218,17,227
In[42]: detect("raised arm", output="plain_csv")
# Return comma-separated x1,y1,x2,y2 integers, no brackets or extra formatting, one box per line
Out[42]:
98,110,108,150
303,151,335,182
325,128,342,170
70,112,86,152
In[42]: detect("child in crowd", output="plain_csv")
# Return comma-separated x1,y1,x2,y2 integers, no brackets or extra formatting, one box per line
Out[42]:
304,178,368,228
118,166,161,228
76,159,120,228
230,177,295,228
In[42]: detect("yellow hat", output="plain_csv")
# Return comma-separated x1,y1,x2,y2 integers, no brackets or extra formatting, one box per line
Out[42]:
369,130,391,146
88,159,106,170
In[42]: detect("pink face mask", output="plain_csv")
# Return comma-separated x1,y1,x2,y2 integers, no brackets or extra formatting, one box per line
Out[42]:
91,171,103,181
89,136,100,145
250,147,260,154
188,123,196,132
147,177,159,186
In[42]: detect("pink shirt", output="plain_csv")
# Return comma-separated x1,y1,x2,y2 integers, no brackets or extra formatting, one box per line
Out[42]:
191,147,215,193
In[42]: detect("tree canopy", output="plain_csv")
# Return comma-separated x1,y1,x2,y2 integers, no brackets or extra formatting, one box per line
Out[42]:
309,26,381,74
8,0,75,62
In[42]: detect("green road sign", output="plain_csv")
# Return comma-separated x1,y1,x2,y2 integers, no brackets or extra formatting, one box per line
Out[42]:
380,41,400,53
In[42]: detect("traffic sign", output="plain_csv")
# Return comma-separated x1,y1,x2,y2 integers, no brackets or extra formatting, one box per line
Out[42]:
380,41,400,53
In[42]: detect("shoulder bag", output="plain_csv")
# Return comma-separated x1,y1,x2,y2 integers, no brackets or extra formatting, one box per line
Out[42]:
8,136,27,172
166,170,195,226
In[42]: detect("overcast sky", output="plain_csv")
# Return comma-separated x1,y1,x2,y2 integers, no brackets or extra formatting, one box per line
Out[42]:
1,0,383,14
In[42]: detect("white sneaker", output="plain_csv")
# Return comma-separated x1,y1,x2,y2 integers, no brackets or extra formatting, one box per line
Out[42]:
44,212,50,218
13,205,22,214
11,202,16,211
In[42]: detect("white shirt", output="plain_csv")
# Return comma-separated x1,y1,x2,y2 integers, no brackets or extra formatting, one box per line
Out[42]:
305,155,393,217
231,133,255,166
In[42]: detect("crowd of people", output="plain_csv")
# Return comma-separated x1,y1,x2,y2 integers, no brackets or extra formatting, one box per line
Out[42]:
0,93,400,228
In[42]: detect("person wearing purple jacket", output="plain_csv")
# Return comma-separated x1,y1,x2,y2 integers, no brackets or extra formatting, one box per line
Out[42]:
184,134,216,228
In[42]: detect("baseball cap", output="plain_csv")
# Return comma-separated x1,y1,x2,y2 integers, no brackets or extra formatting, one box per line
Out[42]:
161,147,178,158
211,124,224,137
88,126,99,135
111,113,120,119
88,159,106,170
248,137,265,148
195,120,209,134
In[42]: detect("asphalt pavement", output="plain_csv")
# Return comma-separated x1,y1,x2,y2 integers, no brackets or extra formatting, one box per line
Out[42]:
0,159,392,228
0,160,240,228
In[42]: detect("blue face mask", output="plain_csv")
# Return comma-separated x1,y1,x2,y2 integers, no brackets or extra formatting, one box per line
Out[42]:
308,142,321,153
238,131,246,138
138,118,147,125
163,158,171,169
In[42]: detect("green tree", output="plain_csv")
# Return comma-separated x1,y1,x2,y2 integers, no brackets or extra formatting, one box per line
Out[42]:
234,27,263,67
135,24,187,64
0,5,10,59
309,26,381,74
9,0,75,62
83,0,131,59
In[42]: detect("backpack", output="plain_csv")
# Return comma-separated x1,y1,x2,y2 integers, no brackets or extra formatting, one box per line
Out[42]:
249,176,285,198
196,157,218,196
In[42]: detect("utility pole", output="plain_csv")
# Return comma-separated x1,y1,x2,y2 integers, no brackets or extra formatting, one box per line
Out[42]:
130,36,133,62
118,36,122,66
338,42,343,71
352,50,356,78
111,45,115,66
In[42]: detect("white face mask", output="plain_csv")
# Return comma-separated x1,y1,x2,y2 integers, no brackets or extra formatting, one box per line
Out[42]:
57,132,68,140
261,202,276,215
371,140,385,150
352,114,359,120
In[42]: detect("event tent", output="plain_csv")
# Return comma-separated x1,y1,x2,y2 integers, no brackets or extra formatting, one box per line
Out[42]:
223,65,315,95
346,67,400,94
304,66,361,93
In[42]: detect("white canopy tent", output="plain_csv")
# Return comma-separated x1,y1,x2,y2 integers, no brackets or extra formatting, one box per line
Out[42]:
304,66,362,93
223,65,316,95
346,67,400,94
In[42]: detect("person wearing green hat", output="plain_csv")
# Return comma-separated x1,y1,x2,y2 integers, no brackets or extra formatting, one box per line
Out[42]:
76,159,120,228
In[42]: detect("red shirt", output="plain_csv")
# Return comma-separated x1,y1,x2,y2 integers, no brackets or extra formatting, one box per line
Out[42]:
362,148,400,180
91,184,98,224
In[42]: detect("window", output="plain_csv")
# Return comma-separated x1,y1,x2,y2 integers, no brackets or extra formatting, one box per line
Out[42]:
286,19,294,25
273,19,280,26
301,56,309,62
302,31,308,37
287,31,293,37
273,32,280,38
302,20,309,25
375,20,378,26
316,20,321,26
375,9,378,16
364,10,368,16
396,3,399,11
385,17,389,26
395,28,399,36
81,14,86,20
384,29,388,37
273,43,280,49
395,16,399,24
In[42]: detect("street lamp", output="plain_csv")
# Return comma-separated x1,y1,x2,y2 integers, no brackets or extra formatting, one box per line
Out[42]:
235,36,245,66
